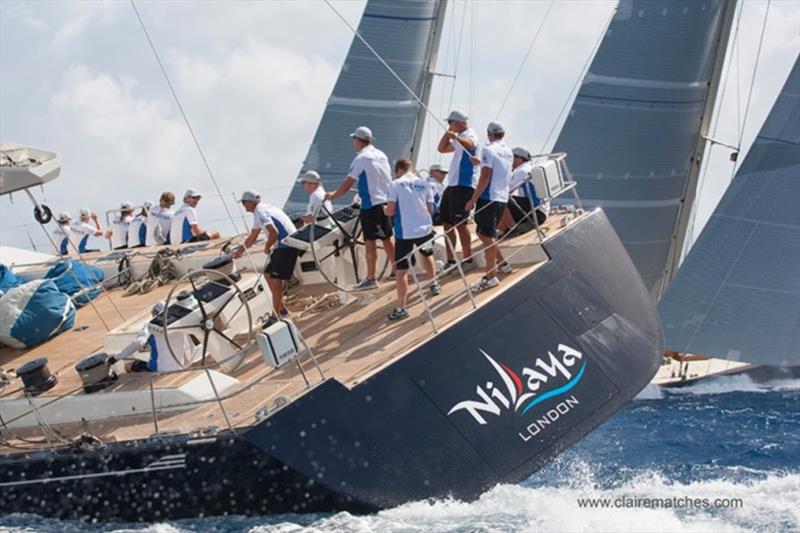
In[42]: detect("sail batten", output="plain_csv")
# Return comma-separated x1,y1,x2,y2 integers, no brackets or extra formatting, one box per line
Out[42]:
553,0,736,296
284,0,446,214
658,55,800,367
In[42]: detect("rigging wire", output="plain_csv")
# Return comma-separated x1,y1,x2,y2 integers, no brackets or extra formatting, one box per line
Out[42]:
539,5,618,154
323,0,451,135
496,0,556,119
447,0,468,115
129,0,262,275
737,0,772,151
685,0,744,248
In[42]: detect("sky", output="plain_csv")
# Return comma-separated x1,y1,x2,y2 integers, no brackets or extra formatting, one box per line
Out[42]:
1,0,798,253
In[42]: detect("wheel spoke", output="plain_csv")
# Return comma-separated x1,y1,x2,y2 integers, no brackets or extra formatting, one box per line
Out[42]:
201,329,210,367
219,300,246,330
189,276,209,322
212,292,238,320
213,329,243,350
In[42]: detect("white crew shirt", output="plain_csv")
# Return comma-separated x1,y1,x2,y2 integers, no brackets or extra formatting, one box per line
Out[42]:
54,223,74,255
70,221,98,252
252,202,297,249
127,215,147,247
305,185,333,217
479,140,513,203
389,172,434,240
509,160,550,216
170,203,199,245
110,215,133,249
146,205,174,246
446,127,480,189
348,144,392,209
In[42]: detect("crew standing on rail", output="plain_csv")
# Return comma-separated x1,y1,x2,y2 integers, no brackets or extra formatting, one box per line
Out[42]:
146,192,176,246
298,170,333,225
170,188,221,244
384,158,440,321
70,208,103,253
325,126,396,290
233,190,298,318
437,110,478,273
465,121,514,291
499,146,549,236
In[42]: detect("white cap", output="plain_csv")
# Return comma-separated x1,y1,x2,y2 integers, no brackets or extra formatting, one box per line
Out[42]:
57,211,71,223
298,170,322,184
350,126,373,142
79,208,91,218
239,189,260,202
152,302,165,315
184,188,202,199
120,201,133,211
512,146,532,160
446,110,468,123
487,121,505,134
143,200,154,209
429,163,448,174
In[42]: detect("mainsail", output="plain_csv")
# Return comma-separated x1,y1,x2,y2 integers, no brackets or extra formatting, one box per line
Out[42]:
553,0,736,296
658,56,800,367
283,0,447,214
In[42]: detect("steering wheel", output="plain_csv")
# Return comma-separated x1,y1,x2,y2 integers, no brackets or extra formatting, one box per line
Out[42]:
308,203,390,292
162,268,256,373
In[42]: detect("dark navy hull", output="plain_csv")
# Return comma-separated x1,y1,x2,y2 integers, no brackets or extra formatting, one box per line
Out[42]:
0,209,663,521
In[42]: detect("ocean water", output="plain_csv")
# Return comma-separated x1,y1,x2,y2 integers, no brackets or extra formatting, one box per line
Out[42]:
1,376,798,533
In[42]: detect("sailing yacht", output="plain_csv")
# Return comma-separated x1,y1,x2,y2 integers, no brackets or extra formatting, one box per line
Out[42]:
551,0,799,385
0,0,663,522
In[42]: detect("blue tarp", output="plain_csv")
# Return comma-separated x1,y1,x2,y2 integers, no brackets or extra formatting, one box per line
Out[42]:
0,279,76,348
0,263,25,293
44,260,105,307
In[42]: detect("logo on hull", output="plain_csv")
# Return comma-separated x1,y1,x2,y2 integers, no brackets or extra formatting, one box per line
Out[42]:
448,344,586,425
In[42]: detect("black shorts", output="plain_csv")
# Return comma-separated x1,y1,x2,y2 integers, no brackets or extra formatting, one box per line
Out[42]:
439,186,474,225
265,247,298,280
394,234,434,271
359,205,393,240
475,198,506,238
188,232,211,242
508,197,547,226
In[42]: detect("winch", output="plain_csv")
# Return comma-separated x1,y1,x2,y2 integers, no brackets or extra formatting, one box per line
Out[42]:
15,357,58,396
75,352,118,394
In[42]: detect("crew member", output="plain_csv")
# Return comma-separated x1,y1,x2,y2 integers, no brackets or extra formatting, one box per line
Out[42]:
70,208,103,253
170,188,221,244
106,201,135,249
500,147,549,236
437,110,478,272
325,126,396,290
146,191,176,246
233,190,298,317
465,121,513,291
118,302,197,372
384,158,440,321
298,170,333,225
427,163,447,226
53,211,75,255
127,201,152,248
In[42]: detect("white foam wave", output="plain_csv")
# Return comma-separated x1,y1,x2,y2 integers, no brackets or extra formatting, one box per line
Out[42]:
666,375,800,396
634,383,664,400
243,470,799,533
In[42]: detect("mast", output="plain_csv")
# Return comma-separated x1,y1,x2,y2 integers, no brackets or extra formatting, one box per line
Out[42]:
409,0,449,165
659,0,739,298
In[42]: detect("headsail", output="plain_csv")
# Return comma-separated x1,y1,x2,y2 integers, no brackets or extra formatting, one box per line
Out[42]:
658,56,800,367
553,0,736,296
283,0,447,214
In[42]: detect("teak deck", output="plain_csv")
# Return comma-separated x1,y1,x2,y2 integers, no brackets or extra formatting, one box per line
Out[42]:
0,214,569,452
